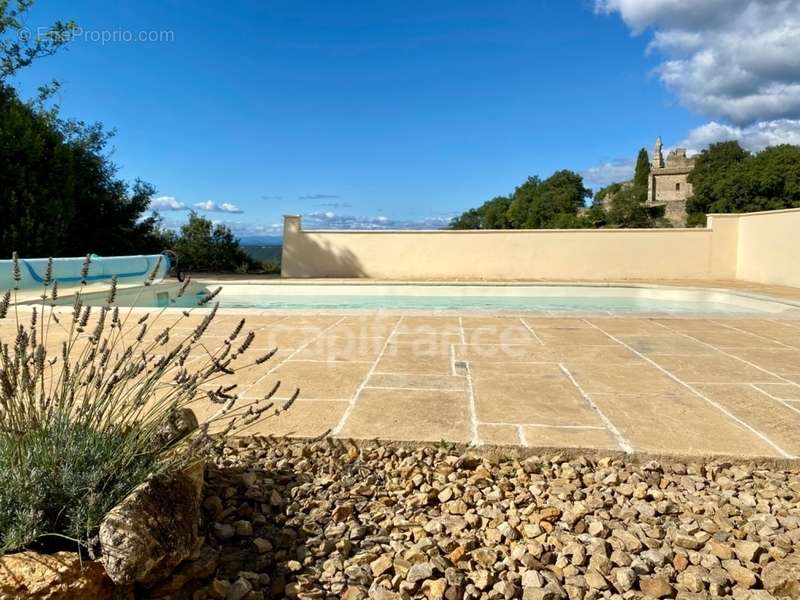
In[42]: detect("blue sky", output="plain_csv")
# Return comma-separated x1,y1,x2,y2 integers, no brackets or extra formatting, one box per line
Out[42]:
11,1,800,236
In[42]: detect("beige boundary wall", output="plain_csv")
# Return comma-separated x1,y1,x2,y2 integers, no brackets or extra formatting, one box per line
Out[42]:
709,208,800,288
281,209,800,285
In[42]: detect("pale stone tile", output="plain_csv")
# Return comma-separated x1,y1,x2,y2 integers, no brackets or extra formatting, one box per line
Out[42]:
683,329,783,349
565,363,687,395
650,354,781,384
522,426,619,451
339,389,471,442
325,315,400,338
589,394,781,457
240,399,347,437
366,372,467,391
454,344,554,364
478,424,521,446
550,345,642,364
462,325,537,346
651,319,728,332
471,364,604,426
587,318,672,335
694,384,800,456
460,316,528,329
617,335,717,356
375,343,452,375
292,336,385,362
392,333,463,344
536,329,619,346
717,320,800,346
395,317,461,335
755,383,800,400
521,318,592,330
244,360,372,399
723,348,800,376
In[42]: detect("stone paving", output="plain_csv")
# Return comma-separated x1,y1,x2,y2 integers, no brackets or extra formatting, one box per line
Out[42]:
175,311,800,459
7,278,800,459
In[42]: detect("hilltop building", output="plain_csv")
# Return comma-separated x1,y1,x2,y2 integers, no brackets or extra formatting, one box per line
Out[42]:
646,136,696,226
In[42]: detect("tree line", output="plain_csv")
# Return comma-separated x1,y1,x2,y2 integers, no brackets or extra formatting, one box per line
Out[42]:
450,143,800,230
449,148,668,230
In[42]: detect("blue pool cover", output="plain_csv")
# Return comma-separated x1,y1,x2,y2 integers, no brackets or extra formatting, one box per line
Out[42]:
0,253,170,291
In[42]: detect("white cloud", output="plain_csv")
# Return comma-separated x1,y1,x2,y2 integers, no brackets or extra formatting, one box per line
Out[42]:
219,202,243,213
193,201,244,214
580,159,635,187
680,119,800,152
596,0,800,127
150,195,187,211
595,0,748,32
303,211,454,230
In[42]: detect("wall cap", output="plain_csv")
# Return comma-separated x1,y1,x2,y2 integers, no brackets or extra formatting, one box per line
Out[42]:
298,228,711,234
708,207,800,218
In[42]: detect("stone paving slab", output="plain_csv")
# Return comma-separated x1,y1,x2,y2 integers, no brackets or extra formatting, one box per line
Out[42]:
5,302,800,459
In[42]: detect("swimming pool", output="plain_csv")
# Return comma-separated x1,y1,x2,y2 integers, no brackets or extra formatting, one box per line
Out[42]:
136,282,797,314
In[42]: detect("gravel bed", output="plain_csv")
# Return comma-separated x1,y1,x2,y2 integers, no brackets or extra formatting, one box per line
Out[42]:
152,438,800,600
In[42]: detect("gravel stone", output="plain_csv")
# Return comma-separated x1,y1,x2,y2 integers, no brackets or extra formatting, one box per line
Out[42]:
157,439,800,600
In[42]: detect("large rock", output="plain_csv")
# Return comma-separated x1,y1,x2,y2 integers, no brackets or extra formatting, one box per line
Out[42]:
100,461,204,586
0,551,123,599
762,554,800,599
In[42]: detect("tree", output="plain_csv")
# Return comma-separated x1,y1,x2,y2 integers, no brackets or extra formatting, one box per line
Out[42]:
480,197,512,229
632,148,650,190
606,185,654,228
0,0,76,80
171,212,257,272
686,141,800,223
506,176,541,228
0,84,170,257
686,141,750,220
450,170,592,230
449,208,482,230
526,170,591,228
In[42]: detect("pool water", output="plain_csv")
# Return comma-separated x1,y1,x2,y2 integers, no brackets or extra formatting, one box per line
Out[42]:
168,289,786,313
66,281,794,314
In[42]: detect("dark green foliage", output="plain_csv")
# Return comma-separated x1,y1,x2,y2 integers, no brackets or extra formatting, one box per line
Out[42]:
593,182,622,206
0,84,170,257
606,185,654,228
506,177,541,228
687,142,800,220
449,208,482,230
633,148,650,190
450,170,591,230
605,152,655,228
170,212,259,273
242,245,282,274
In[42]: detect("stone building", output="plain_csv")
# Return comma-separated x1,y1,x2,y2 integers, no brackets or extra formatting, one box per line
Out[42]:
646,136,696,226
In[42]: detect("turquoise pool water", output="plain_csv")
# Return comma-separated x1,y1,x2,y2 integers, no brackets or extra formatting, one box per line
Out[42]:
171,292,772,313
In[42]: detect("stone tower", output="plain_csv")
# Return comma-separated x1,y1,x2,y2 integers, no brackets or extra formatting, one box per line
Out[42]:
646,136,696,226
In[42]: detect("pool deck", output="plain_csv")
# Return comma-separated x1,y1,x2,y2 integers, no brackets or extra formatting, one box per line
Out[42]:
7,278,800,459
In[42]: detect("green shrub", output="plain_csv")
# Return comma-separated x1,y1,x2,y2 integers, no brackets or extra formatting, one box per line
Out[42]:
0,254,291,553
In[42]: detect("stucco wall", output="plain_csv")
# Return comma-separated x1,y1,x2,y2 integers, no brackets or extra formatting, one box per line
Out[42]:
281,209,799,284
711,208,800,288
282,216,717,280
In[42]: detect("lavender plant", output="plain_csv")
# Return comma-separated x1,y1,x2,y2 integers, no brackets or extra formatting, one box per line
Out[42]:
0,254,293,553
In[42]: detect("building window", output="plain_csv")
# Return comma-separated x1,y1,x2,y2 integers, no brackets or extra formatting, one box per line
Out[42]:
675,182,681,191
